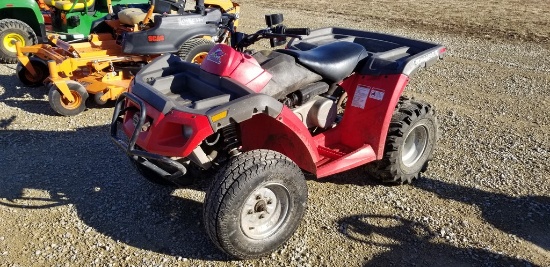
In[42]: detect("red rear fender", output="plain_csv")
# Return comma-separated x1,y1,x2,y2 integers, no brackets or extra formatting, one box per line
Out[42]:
337,74,410,158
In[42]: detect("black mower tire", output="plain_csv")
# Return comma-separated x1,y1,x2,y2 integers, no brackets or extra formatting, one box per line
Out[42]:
93,92,108,105
0,19,38,64
204,149,308,259
177,38,215,64
371,98,438,184
16,57,49,87
48,81,89,116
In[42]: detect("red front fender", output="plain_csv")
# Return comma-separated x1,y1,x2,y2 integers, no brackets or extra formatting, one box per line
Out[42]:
240,108,320,174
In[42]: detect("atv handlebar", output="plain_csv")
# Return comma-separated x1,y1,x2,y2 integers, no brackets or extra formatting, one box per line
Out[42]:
283,28,310,36
219,13,310,51
234,24,311,50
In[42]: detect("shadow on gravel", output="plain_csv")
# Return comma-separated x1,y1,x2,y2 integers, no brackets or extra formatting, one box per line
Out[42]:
311,165,385,187
416,178,550,251
0,125,227,261
337,214,534,267
1,115,16,129
0,72,52,115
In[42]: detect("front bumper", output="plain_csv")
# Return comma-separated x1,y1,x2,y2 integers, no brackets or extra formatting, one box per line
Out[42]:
110,92,188,182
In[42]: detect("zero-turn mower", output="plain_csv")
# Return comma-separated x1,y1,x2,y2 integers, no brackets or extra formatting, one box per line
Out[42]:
0,0,151,63
15,0,240,116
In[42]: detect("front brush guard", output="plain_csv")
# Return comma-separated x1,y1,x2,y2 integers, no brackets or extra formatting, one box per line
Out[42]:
110,92,189,185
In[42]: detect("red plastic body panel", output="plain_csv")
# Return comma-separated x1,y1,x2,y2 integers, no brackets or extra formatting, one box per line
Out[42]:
338,74,409,157
121,100,214,157
240,108,320,174
310,74,409,177
315,144,376,178
201,44,272,92
239,73,410,178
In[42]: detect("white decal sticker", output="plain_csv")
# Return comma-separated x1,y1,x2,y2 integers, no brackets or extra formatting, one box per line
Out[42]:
351,85,370,109
412,50,439,67
369,89,385,101
179,17,205,26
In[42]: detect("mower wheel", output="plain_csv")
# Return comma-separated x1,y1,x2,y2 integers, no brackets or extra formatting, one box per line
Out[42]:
93,92,108,105
0,19,38,64
177,38,215,64
16,57,49,87
48,81,89,116
372,98,438,184
204,149,308,259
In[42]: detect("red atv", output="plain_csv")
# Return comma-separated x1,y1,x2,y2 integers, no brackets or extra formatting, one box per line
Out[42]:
111,14,446,259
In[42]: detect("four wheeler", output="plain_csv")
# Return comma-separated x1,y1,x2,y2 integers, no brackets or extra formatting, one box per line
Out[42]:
15,0,240,116
110,14,446,259
0,0,150,63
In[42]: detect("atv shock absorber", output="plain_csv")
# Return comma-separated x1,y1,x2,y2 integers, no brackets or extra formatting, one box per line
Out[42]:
222,124,241,157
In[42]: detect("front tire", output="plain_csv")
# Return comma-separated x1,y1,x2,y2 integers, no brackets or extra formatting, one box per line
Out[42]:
48,81,89,116
0,19,38,64
372,98,438,184
177,38,215,64
204,149,308,259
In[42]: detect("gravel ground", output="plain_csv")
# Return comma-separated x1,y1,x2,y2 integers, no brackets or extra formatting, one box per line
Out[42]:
1,1,549,266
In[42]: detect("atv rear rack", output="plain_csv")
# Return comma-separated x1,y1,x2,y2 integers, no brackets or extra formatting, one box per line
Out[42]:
287,27,446,76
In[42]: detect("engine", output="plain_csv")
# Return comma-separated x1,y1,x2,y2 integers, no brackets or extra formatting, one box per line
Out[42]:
292,96,337,129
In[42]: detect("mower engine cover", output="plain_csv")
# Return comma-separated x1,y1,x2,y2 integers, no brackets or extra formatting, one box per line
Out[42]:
122,8,222,54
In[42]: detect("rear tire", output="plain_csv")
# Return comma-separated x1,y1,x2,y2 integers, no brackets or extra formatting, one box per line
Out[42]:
0,19,38,64
16,57,49,87
177,38,215,64
371,98,438,184
204,149,308,259
48,81,89,116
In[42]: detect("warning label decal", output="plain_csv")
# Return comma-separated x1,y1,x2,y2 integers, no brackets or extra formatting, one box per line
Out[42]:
351,85,370,109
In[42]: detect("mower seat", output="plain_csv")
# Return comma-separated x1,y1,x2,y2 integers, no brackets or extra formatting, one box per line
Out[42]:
118,8,160,25
277,42,369,83
43,0,58,7
54,0,95,11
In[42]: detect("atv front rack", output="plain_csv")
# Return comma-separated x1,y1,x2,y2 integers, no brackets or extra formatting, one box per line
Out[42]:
111,92,189,183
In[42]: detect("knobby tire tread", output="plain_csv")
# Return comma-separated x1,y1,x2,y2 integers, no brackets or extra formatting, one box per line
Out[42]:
0,19,38,64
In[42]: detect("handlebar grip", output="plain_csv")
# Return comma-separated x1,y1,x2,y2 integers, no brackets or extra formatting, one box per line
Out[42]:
284,28,310,35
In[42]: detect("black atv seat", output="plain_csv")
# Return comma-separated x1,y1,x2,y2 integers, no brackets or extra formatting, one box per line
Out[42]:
277,42,369,83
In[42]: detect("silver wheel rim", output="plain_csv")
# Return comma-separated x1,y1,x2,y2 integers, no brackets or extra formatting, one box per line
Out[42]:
401,123,428,167
240,183,290,240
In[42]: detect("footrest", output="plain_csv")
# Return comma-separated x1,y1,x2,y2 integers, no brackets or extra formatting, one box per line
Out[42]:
317,145,346,159
316,144,376,178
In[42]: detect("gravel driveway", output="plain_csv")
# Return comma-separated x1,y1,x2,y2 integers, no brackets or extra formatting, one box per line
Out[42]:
0,1,549,266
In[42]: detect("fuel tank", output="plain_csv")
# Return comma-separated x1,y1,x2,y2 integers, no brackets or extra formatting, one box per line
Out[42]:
200,44,273,93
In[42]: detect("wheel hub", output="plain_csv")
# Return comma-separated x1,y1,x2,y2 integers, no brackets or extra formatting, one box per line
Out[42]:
60,91,82,109
401,124,428,167
3,33,25,53
241,184,290,239
191,52,208,64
